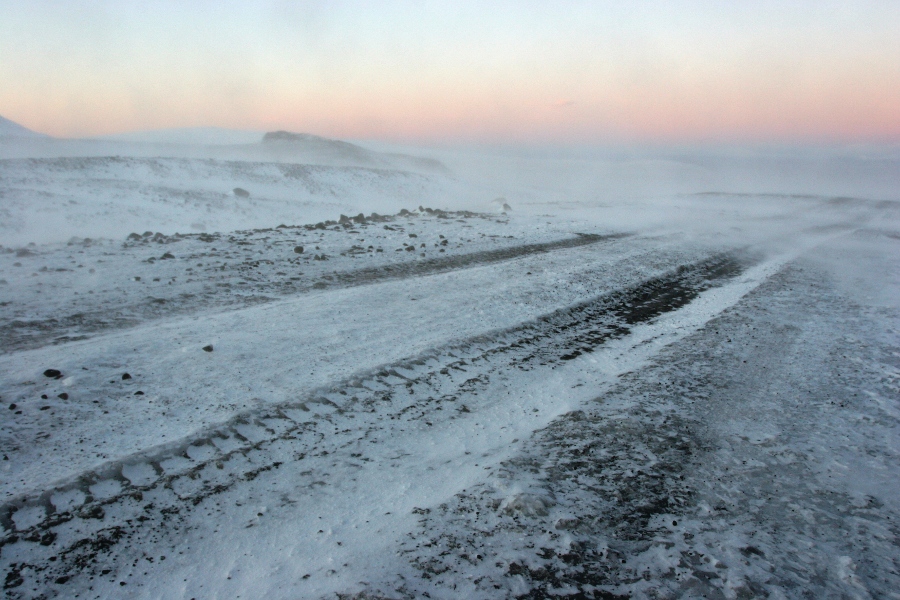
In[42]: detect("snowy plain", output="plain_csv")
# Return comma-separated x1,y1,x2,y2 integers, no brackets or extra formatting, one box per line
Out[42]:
1,129,899,599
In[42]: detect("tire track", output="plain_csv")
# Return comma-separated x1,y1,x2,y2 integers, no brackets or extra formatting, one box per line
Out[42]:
0,231,627,354
0,251,748,596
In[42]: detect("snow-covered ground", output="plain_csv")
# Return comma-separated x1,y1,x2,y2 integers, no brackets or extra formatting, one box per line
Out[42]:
0,134,898,599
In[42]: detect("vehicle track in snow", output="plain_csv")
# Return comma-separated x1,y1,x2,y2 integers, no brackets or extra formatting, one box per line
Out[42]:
0,251,748,596
0,229,626,354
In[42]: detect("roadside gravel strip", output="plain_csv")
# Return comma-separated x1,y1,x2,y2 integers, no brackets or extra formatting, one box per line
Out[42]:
0,209,624,354
1,252,748,597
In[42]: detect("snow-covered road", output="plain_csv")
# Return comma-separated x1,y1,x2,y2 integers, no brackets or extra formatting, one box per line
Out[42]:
2,200,899,598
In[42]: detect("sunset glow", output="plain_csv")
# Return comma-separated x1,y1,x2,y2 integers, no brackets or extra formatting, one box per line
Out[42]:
1,1,898,143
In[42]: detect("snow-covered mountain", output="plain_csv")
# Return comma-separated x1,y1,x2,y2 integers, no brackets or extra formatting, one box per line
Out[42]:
0,115,49,139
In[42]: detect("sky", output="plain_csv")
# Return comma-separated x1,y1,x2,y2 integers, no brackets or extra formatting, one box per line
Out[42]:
1,1,899,144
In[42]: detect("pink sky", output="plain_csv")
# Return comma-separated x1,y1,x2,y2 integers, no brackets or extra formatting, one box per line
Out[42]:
2,1,898,143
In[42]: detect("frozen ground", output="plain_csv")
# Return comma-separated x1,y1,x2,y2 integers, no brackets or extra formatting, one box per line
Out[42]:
0,139,898,599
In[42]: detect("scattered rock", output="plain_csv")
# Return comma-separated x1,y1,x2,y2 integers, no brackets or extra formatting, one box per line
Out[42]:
39,532,56,546
79,506,104,519
43,369,63,379
293,245,304,254
127,232,142,241
233,187,250,198
500,493,554,517
202,344,214,352
8,404,16,410
122,373,132,380
160,252,175,260
555,517,581,530
134,391,144,396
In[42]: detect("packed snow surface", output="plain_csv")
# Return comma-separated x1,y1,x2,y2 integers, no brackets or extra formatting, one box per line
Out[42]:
0,138,898,599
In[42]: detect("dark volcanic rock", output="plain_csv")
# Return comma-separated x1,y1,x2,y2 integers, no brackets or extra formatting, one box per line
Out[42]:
293,246,304,254
233,187,250,198
122,373,132,380
43,369,63,379
202,345,214,352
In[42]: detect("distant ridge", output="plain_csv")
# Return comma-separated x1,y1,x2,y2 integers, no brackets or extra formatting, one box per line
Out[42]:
0,115,48,138
262,130,447,172
262,130,374,163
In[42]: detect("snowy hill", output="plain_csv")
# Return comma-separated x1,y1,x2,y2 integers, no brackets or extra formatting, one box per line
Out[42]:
0,115,48,139
259,130,448,172
0,155,476,245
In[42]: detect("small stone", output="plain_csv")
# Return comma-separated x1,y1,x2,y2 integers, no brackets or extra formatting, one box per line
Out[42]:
58,393,69,400
202,345,214,352
293,246,304,254
233,187,250,198
134,391,144,395
160,252,175,259
122,373,132,380
8,404,16,410
41,394,48,399
43,369,63,378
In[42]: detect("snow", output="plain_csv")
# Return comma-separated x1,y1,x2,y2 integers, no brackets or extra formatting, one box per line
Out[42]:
0,133,898,598
0,116,47,139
